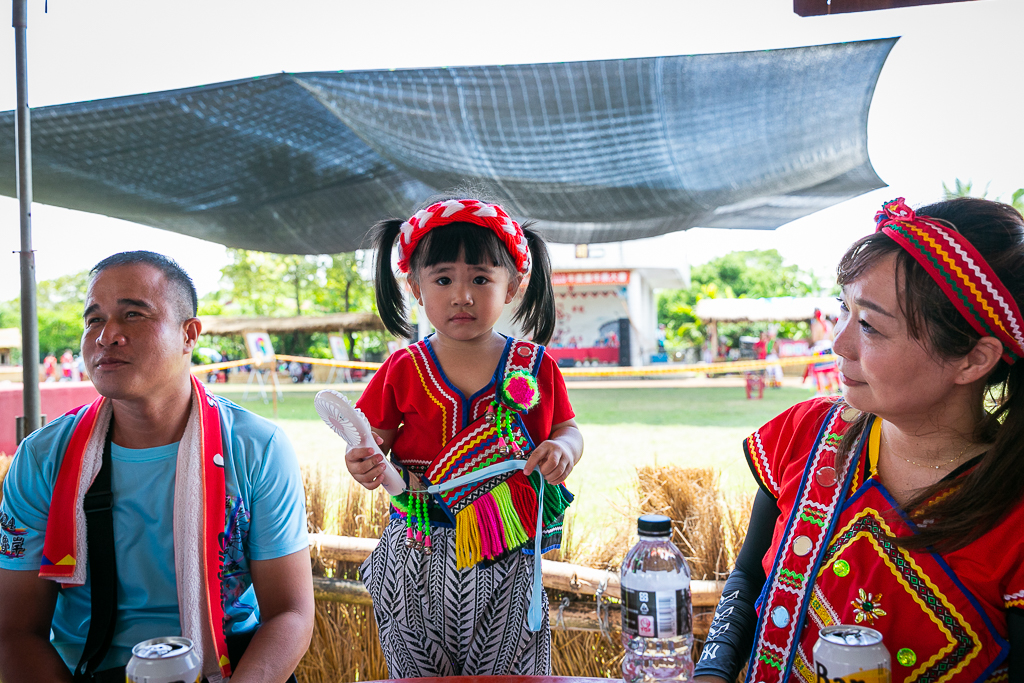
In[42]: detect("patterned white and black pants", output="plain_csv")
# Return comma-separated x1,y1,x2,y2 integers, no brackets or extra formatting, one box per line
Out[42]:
361,519,551,678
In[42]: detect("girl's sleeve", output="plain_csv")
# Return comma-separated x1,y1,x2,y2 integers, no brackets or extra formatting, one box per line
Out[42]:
540,352,575,425
742,398,834,501
356,352,405,430
521,352,575,445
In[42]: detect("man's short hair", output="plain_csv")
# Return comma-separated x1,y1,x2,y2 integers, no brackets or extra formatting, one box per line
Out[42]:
90,251,198,320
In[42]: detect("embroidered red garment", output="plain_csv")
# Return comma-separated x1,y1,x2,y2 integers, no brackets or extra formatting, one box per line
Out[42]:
744,397,1024,683
41,377,232,680
357,337,574,475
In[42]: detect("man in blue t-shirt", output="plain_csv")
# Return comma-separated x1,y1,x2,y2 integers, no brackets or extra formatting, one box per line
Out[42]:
0,252,313,683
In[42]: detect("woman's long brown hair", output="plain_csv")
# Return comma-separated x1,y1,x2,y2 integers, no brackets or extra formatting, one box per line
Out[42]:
833,198,1024,553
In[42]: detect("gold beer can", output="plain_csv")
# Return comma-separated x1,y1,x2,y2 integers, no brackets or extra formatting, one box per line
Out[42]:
813,625,891,683
126,636,203,683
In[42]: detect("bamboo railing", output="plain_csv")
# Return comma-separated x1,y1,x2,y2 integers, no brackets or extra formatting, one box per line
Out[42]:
309,533,724,635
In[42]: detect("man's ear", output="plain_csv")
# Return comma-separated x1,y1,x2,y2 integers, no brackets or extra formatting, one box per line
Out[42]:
183,317,202,353
956,336,1003,385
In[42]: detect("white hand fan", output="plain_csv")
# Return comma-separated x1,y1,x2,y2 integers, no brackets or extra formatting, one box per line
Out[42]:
314,389,406,495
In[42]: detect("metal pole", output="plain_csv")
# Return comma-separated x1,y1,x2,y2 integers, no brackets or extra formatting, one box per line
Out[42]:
14,0,41,439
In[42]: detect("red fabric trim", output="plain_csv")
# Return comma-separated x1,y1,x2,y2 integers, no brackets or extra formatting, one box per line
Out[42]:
192,376,230,680
39,396,105,578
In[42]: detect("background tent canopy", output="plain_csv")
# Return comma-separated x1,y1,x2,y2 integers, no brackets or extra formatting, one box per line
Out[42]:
0,39,895,254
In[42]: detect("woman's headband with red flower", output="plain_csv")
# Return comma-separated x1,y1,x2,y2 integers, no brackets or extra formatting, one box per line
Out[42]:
874,197,1024,363
396,199,531,275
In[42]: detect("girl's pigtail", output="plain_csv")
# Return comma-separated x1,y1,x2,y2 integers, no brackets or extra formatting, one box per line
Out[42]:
513,226,556,345
370,219,413,339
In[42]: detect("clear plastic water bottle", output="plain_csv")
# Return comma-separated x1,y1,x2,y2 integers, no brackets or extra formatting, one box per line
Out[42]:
621,514,693,682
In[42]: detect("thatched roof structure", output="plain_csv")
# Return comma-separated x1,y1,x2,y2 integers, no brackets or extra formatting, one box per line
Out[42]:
198,312,385,336
694,296,841,323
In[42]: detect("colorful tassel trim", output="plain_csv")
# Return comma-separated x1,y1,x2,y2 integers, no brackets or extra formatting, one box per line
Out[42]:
452,473,573,570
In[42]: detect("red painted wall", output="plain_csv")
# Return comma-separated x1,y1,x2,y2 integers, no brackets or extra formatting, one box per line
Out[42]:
0,383,100,455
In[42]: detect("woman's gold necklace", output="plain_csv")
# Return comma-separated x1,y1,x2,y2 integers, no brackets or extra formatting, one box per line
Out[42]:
881,427,969,470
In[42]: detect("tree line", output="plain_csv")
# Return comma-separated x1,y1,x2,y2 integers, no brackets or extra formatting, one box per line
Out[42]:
0,249,384,364
2,179,1018,363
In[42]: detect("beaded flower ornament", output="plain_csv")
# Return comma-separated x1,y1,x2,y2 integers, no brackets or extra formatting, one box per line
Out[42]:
487,369,541,455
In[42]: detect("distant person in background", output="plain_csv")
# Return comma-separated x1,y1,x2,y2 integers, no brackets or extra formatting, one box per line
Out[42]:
754,331,768,360
59,350,74,381
43,353,58,382
809,307,833,343
765,328,783,388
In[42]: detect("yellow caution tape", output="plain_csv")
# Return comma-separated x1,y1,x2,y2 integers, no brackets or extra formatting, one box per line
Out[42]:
192,353,837,378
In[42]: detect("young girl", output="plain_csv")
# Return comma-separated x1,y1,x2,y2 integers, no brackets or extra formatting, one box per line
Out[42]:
345,198,584,678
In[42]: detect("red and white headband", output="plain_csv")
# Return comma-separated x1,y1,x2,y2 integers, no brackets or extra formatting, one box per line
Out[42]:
396,199,531,275
875,197,1024,363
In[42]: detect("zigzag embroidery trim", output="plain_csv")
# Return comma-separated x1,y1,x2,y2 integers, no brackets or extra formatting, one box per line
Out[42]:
428,424,491,480
905,222,1012,339
752,430,780,496
409,343,460,443
751,406,846,682
931,221,1024,348
1004,589,1024,603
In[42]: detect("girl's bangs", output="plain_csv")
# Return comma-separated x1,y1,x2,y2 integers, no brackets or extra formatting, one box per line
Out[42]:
415,223,513,271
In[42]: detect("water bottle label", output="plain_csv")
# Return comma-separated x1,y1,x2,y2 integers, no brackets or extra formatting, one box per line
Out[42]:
622,587,692,638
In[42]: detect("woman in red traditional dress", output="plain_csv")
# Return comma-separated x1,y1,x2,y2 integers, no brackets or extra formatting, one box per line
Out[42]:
695,198,1024,683
343,197,583,678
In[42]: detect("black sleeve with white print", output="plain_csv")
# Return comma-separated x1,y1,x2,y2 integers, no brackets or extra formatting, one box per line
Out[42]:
693,489,778,681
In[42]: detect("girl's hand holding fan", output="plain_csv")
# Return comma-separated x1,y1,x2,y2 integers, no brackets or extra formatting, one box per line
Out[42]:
314,389,407,495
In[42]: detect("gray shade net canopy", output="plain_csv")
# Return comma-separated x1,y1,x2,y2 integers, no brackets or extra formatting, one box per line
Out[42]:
0,38,896,254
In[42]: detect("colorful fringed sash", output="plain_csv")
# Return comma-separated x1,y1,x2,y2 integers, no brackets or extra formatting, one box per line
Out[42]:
390,338,572,565
421,410,573,570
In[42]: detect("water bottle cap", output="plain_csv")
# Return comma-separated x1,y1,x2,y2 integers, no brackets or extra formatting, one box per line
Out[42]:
637,514,672,536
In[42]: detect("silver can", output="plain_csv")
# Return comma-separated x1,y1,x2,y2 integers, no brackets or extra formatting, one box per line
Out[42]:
126,636,203,683
813,625,891,683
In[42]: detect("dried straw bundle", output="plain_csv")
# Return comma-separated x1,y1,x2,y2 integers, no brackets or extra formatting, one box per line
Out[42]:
550,629,624,678
297,464,752,681
293,601,387,683
636,465,751,580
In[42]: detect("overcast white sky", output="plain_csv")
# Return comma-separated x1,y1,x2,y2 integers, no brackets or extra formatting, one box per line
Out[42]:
0,0,1021,300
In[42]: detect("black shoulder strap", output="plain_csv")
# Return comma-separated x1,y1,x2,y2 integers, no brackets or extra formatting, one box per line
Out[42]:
73,426,118,683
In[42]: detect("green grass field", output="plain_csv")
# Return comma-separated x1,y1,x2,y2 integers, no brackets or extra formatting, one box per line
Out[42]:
222,383,813,550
